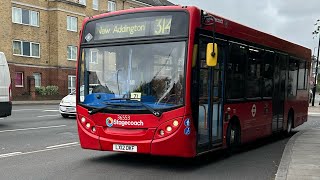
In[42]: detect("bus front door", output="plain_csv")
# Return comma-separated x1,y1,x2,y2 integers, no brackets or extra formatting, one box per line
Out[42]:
272,54,286,132
193,32,225,153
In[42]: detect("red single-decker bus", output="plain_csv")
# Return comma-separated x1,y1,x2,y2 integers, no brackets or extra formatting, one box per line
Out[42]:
76,6,311,157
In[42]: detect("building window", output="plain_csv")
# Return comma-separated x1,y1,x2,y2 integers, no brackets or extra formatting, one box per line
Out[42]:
13,40,40,58
12,7,39,27
15,72,24,87
67,46,77,61
79,0,86,5
108,1,116,12
68,75,76,94
33,73,41,88
67,16,77,32
93,0,99,10
90,50,98,63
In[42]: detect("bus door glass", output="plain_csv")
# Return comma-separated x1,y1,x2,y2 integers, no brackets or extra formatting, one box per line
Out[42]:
195,33,225,152
272,54,286,131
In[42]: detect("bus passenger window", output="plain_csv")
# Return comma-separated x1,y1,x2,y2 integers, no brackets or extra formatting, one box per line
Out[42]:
288,58,298,97
297,61,306,90
226,44,246,99
262,51,274,97
246,48,263,98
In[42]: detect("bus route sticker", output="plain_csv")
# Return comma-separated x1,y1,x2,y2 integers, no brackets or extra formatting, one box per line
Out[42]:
184,118,190,127
184,127,190,135
251,104,257,117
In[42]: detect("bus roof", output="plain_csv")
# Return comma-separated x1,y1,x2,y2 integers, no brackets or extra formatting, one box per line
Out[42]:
83,5,311,61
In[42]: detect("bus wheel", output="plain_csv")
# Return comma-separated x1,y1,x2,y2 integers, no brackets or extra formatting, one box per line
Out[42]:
286,113,293,135
226,121,241,153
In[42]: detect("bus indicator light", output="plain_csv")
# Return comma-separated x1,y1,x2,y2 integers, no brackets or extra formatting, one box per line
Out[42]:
159,130,165,136
92,126,96,133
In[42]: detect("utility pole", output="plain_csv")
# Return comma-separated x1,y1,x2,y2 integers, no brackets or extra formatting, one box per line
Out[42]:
312,20,320,106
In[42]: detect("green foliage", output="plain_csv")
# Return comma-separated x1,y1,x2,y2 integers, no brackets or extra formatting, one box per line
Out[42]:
35,86,59,95
35,86,46,95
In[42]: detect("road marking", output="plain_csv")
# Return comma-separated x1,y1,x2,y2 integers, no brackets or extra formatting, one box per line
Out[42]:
0,145,78,159
43,110,60,112
13,109,58,112
0,152,22,158
0,125,67,133
46,142,79,149
0,118,3,120
13,109,43,112
36,114,60,118
308,112,320,115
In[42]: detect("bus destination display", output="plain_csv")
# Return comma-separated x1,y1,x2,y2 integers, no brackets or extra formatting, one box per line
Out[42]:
95,16,172,40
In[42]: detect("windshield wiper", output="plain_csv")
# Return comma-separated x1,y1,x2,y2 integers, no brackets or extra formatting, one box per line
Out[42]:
109,98,162,117
88,98,162,117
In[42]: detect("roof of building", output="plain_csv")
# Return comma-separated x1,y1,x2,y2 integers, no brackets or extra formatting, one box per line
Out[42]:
138,0,175,6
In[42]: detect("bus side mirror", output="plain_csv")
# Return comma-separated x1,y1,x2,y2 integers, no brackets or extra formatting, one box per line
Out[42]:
206,43,218,67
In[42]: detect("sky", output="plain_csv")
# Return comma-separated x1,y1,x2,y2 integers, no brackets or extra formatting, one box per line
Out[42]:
169,0,320,55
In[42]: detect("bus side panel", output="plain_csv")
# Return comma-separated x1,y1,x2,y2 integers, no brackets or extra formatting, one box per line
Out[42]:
223,100,273,145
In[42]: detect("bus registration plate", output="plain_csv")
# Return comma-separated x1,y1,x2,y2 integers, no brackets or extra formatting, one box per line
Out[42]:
113,144,137,152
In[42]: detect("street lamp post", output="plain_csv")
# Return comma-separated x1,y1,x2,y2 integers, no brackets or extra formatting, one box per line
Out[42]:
312,20,320,106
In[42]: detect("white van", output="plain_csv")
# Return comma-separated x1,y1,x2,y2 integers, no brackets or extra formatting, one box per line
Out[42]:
0,52,12,117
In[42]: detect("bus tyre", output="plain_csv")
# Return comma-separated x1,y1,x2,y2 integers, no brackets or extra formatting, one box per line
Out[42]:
286,113,293,135
61,114,69,118
226,122,241,154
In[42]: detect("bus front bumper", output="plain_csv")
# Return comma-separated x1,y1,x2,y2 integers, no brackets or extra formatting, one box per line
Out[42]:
77,121,196,158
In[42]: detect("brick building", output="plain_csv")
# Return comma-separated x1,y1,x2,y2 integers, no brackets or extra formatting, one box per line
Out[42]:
0,0,173,100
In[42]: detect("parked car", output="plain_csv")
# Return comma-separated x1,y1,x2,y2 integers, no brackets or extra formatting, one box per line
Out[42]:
59,85,95,118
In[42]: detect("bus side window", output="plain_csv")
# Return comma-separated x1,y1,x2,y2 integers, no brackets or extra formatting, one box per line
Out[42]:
262,51,274,97
226,43,246,99
288,58,298,97
246,48,263,98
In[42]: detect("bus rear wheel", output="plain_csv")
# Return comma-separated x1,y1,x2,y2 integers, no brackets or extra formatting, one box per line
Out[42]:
226,121,241,153
286,113,293,135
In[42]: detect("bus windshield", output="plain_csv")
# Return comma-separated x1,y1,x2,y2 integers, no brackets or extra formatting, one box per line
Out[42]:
79,41,186,111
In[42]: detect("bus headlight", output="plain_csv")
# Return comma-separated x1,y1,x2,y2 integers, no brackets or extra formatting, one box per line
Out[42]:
86,123,91,129
78,115,97,134
154,117,183,140
173,120,179,127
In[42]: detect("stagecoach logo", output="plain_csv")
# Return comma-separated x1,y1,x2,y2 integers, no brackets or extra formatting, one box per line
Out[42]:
106,117,114,127
106,116,144,127
251,104,257,117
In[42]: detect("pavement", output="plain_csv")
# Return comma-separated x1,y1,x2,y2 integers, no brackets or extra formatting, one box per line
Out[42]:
12,100,61,105
276,105,320,180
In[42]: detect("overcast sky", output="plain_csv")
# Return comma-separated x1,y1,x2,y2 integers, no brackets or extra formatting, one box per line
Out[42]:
170,0,320,54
